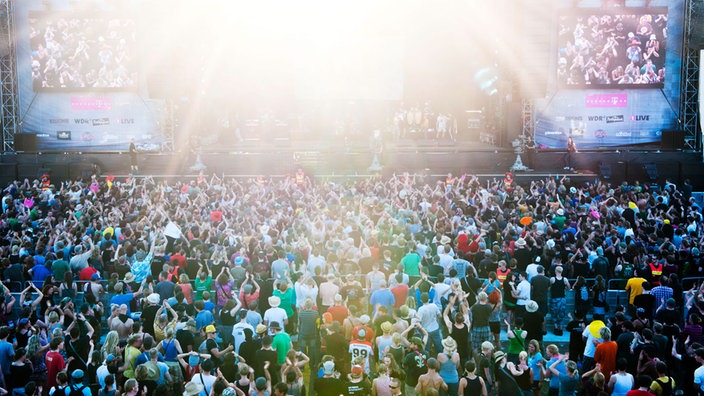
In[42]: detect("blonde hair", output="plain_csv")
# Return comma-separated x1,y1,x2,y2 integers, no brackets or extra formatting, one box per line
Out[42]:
179,274,190,284
518,351,528,361
481,341,493,352
546,344,559,356
477,292,488,303
594,372,605,387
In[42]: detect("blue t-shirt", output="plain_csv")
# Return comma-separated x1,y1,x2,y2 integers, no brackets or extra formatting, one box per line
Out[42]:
369,289,395,316
0,340,14,376
548,357,566,389
196,310,215,331
110,294,134,314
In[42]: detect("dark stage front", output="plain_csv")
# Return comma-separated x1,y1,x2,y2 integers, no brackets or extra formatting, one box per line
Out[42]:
1,145,703,190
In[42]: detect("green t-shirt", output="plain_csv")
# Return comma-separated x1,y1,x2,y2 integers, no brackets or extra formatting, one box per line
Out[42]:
401,253,421,276
508,329,526,355
272,332,291,365
195,276,212,300
52,260,70,282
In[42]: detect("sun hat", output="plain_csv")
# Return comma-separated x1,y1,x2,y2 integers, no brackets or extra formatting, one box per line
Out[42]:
147,293,161,305
381,321,393,333
442,337,457,351
440,235,451,245
124,273,136,283
515,238,527,247
493,351,506,364
269,321,282,330
525,300,539,313
268,296,281,308
256,324,268,334
556,208,564,216
183,382,204,396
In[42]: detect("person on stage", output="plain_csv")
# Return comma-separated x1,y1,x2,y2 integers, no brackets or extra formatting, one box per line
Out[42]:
129,138,139,173
563,135,577,171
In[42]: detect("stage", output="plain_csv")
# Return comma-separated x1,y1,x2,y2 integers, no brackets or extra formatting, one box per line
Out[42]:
1,136,702,189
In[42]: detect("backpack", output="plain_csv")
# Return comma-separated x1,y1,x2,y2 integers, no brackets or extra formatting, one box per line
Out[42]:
199,339,210,354
68,383,88,396
580,286,589,301
653,376,673,396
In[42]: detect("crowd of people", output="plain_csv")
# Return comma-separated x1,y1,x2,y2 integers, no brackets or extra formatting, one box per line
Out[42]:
558,12,667,86
29,16,137,89
0,171,700,396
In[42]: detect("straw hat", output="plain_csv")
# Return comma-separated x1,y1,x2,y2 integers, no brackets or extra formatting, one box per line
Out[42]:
441,337,457,352
268,296,281,308
183,382,204,396
124,273,136,283
525,300,539,313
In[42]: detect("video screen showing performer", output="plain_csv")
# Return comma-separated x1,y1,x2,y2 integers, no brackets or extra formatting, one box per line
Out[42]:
29,13,138,90
557,8,667,88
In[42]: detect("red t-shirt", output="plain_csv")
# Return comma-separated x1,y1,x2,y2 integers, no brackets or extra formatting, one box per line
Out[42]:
390,284,409,308
170,254,187,270
78,266,98,281
594,341,618,383
327,305,349,325
45,349,66,388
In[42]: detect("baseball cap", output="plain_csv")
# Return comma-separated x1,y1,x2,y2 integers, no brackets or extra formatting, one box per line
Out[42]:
205,325,216,333
351,365,363,377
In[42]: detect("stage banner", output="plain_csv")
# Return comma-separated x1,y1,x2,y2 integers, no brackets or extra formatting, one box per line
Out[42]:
535,1,683,150
14,0,164,152
534,90,674,149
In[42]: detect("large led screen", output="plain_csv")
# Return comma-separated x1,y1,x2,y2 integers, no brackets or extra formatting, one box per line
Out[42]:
557,8,668,88
29,13,138,91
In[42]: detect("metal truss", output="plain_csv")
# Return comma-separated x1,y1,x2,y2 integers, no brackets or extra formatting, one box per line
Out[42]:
0,0,18,152
521,98,534,142
161,99,175,152
680,0,701,151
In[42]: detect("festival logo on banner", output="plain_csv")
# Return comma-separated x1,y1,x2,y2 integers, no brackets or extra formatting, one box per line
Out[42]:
585,94,628,108
70,97,112,111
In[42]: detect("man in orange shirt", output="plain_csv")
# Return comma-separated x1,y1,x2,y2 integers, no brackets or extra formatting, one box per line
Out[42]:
594,327,618,383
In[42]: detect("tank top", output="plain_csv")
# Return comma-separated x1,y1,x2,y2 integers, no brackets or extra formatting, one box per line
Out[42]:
550,277,566,298
438,354,459,383
161,338,178,361
374,376,392,396
515,368,531,391
377,336,394,360
462,375,483,396
451,324,469,355
610,373,634,396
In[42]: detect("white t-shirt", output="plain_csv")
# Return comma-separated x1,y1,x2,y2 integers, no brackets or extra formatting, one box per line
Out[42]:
581,326,602,358
264,307,288,335
516,280,531,306
232,322,254,353
417,303,440,332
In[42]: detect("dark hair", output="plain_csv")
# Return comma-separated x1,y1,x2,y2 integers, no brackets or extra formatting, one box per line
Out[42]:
616,358,628,371
464,360,476,373
274,382,288,394
201,358,215,372
104,374,115,392
636,375,652,388
50,336,64,349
